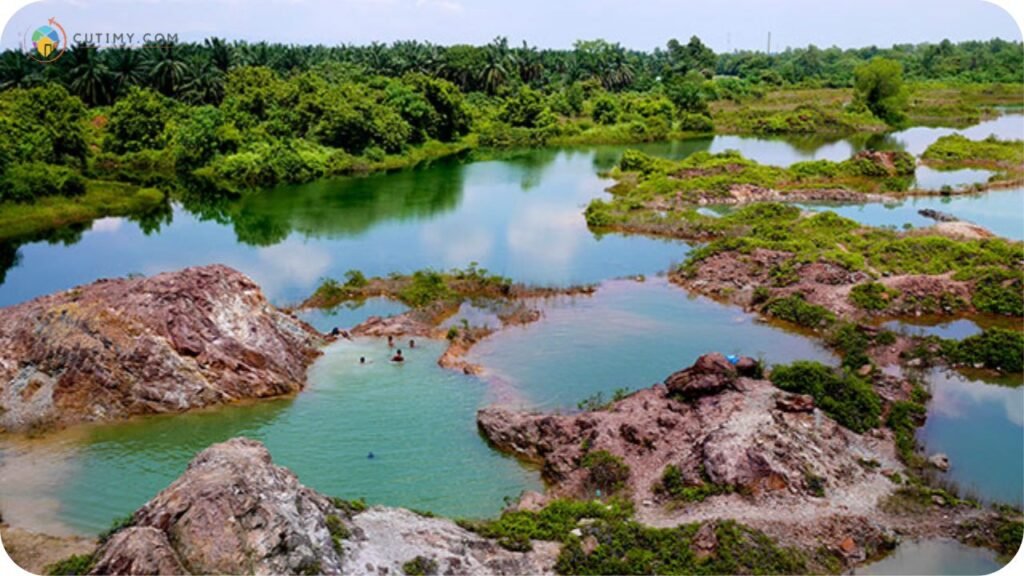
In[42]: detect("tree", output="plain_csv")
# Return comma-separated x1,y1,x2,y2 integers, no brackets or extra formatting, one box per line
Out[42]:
499,86,547,128
105,48,146,97
67,43,111,106
664,71,708,114
853,57,908,125
666,36,716,78
144,42,188,96
104,86,172,153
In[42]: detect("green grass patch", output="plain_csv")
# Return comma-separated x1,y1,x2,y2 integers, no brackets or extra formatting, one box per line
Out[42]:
0,181,164,242
45,554,96,576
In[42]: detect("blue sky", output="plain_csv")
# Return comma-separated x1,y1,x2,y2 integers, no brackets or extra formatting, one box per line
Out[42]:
2,0,1021,52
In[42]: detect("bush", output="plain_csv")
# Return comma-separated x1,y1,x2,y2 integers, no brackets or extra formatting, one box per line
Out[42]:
45,554,96,576
398,270,453,307
971,269,1024,316
325,514,349,554
402,556,438,576
947,328,1024,373
591,95,620,125
763,294,835,329
849,282,899,311
0,162,86,202
655,464,729,502
343,269,368,288
581,450,630,495
770,361,881,433
678,112,713,132
887,399,927,463
555,519,806,575
461,498,633,552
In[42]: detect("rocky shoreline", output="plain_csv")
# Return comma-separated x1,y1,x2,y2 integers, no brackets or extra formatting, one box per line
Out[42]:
0,265,322,433
31,438,559,576
476,353,1016,567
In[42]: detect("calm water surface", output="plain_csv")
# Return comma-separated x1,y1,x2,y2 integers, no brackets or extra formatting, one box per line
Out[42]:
0,114,1021,538
919,369,1024,506
854,539,1004,575
469,278,834,409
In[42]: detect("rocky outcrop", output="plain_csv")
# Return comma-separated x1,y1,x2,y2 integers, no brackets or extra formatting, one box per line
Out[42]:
0,265,322,432
90,438,556,575
477,354,901,506
673,247,981,321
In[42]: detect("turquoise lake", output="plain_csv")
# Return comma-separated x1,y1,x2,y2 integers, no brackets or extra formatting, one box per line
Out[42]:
0,114,1020,542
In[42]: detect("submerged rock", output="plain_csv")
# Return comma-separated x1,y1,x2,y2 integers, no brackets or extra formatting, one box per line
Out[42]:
929,453,951,472
0,265,323,432
90,438,556,575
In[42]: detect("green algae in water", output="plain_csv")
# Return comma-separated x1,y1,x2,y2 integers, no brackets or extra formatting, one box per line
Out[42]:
5,339,540,535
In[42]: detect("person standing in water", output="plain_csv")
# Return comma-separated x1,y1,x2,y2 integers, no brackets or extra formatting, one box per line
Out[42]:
409,339,415,349
391,349,405,362
387,335,394,348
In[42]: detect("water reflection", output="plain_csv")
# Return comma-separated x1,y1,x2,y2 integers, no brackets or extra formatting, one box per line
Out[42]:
854,539,1004,575
0,114,1021,306
919,368,1024,505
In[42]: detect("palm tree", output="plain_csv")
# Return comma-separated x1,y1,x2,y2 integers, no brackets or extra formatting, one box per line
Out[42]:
105,47,146,97
66,43,111,105
480,37,517,94
180,56,225,104
205,37,232,72
516,41,544,85
144,42,188,96
0,50,44,90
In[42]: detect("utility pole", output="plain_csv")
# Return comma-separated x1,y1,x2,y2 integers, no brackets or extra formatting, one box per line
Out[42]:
767,31,771,55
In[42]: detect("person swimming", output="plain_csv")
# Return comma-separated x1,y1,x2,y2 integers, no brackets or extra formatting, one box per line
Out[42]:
409,339,415,348
359,356,366,364
391,349,405,362
367,452,375,459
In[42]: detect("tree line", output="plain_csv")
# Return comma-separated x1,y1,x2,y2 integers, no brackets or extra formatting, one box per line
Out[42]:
1,36,1021,107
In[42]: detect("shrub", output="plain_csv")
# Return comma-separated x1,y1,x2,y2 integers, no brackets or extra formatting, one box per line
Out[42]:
655,464,729,502
971,269,1024,316
849,282,899,311
555,519,806,575
461,498,633,552
581,450,630,495
678,112,713,132
325,514,349,554
398,270,453,307
0,162,87,202
343,269,368,288
887,399,927,463
770,361,881,433
45,554,96,576
402,556,438,576
947,328,1024,373
591,95,620,125
763,294,835,329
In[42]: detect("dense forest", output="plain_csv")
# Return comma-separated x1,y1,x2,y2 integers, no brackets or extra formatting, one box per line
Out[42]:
0,36,1021,211
3,36,1022,101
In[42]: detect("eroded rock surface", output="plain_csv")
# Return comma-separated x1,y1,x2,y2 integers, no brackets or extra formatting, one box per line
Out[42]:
0,265,322,432
478,354,901,507
90,438,556,576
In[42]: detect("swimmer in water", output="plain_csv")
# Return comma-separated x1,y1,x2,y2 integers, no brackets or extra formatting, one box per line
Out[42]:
391,349,405,363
